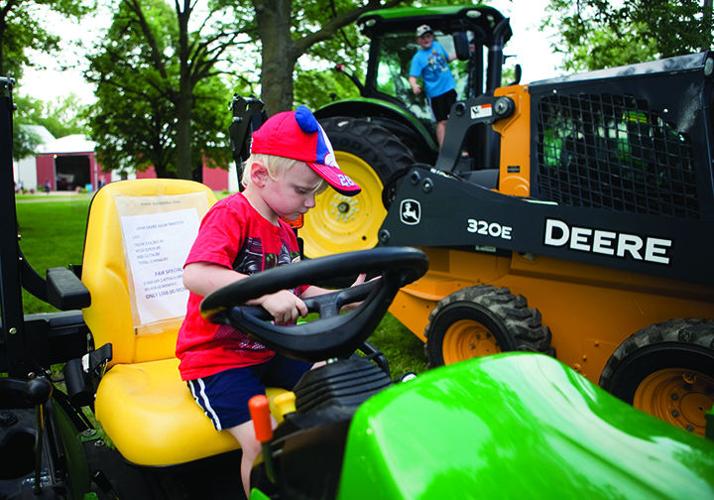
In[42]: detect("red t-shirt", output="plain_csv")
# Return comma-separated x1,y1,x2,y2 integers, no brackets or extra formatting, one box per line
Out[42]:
176,193,305,380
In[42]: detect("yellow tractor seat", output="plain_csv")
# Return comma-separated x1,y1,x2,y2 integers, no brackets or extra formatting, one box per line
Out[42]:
82,179,290,466
95,358,288,465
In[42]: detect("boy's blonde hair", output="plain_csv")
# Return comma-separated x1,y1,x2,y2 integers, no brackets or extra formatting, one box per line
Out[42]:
241,153,327,193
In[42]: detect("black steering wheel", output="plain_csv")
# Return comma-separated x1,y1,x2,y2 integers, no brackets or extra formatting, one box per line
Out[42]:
201,247,428,362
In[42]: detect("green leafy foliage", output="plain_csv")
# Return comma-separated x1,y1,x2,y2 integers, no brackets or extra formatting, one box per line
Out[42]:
544,0,713,71
16,94,88,137
12,122,41,160
12,93,88,160
2,1,91,158
0,0,92,77
294,67,361,110
84,0,240,178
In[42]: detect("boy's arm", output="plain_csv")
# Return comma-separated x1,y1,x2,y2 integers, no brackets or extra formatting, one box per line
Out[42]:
301,273,367,299
408,76,422,95
183,262,308,324
409,54,423,95
183,262,246,297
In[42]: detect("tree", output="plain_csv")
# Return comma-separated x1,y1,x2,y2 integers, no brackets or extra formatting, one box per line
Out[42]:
252,0,412,114
85,0,251,179
0,0,91,77
85,0,236,178
293,67,360,111
17,94,88,137
1,0,90,158
12,93,88,160
544,0,714,72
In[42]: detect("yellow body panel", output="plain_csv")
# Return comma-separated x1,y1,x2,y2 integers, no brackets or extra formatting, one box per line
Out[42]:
390,248,714,383
83,179,292,466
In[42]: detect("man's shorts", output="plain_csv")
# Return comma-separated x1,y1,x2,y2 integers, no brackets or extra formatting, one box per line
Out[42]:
187,354,311,430
430,88,457,122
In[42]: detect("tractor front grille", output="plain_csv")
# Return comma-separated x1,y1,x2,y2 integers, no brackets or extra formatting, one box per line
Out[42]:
535,92,699,219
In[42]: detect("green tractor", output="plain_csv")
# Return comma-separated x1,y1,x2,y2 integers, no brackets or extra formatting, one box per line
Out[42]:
307,5,512,257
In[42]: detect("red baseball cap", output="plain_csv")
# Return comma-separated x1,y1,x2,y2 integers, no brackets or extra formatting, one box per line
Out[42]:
250,106,361,196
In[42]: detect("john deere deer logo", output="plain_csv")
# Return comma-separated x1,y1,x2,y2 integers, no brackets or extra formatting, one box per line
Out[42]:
400,199,421,225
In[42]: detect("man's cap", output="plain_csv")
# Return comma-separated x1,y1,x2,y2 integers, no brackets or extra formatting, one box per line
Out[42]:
251,106,360,196
416,24,433,37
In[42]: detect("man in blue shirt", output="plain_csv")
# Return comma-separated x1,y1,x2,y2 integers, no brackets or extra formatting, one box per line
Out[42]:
409,24,457,147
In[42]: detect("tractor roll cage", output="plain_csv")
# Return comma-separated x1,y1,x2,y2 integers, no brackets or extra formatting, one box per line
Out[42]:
358,6,513,100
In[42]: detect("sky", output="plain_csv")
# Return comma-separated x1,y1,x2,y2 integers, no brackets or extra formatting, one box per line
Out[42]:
19,0,565,105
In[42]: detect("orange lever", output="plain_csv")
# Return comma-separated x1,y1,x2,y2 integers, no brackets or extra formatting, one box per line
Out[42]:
249,395,273,443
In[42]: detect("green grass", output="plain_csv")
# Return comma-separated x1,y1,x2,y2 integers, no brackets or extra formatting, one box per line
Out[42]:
17,195,92,314
15,194,428,375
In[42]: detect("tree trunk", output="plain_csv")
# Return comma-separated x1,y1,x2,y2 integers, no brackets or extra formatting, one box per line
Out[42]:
704,0,713,50
175,86,193,179
153,161,176,178
175,0,193,180
254,0,297,114
0,16,6,75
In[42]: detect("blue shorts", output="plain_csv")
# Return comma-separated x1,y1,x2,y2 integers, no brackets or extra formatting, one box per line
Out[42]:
187,355,311,430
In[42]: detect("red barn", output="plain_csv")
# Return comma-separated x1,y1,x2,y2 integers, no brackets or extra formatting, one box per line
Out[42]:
35,135,111,192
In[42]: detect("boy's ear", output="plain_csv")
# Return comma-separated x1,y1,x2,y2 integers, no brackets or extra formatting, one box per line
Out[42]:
249,161,270,187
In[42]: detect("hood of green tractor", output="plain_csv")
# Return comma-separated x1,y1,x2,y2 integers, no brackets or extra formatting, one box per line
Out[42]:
338,353,714,499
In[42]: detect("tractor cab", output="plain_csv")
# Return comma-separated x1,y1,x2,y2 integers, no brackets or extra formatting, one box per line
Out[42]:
359,6,512,118
306,6,513,259
322,5,512,165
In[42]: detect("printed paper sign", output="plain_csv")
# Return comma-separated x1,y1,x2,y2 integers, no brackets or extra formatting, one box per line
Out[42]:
120,209,199,325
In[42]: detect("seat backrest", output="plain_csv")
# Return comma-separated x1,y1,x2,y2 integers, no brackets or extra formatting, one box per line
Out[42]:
82,179,216,365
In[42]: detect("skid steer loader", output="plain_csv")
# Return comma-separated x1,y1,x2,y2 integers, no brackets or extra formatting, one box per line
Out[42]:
378,50,714,436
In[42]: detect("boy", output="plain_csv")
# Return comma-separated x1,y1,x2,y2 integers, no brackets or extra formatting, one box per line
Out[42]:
176,105,361,497
408,24,457,147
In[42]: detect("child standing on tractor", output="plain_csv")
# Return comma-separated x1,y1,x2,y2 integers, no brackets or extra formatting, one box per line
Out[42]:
176,106,361,497
409,24,457,147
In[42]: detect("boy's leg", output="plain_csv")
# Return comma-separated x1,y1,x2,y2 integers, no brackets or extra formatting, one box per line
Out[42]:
187,367,267,498
431,89,457,148
261,354,312,389
436,120,447,146
227,420,268,499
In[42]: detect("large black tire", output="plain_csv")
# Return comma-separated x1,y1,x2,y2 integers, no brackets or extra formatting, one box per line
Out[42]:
599,319,714,435
302,117,414,259
425,286,554,367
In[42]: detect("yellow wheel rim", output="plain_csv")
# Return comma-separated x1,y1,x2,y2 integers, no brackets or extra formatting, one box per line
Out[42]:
633,368,714,435
442,319,501,365
303,151,386,258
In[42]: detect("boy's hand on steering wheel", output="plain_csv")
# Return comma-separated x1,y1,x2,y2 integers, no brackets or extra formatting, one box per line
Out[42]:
351,273,367,287
341,273,380,312
259,290,308,325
